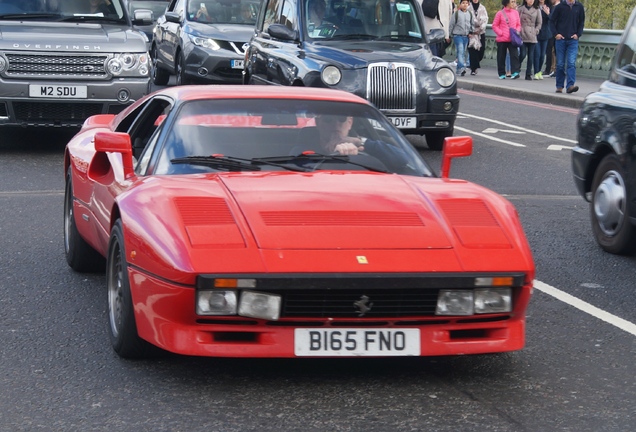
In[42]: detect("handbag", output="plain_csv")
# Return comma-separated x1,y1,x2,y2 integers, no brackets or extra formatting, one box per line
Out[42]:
502,10,523,48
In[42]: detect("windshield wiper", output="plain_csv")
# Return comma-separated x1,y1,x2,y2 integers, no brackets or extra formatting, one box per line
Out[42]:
263,152,388,173
0,13,63,20
329,34,376,40
374,35,422,42
171,154,312,172
57,15,123,24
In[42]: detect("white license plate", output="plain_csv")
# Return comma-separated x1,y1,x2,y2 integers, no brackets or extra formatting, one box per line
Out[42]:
388,116,416,129
294,328,420,357
29,85,87,99
231,59,244,69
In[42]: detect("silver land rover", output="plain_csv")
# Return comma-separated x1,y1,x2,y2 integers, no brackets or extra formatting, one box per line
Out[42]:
0,0,153,128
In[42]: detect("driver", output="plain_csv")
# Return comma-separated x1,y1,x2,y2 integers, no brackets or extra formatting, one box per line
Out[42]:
308,0,326,25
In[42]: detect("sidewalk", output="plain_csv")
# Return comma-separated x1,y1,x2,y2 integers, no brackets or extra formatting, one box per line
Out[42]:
453,65,606,109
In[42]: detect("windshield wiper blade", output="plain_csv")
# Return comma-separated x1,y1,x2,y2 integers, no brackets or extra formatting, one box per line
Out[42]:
57,15,123,23
171,155,261,172
0,13,62,19
276,152,388,173
329,34,376,40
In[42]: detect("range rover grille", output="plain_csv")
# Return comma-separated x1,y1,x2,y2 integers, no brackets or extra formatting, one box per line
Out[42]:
366,62,416,112
5,53,109,79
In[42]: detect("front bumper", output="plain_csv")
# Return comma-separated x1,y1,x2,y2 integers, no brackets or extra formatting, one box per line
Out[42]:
0,77,150,127
383,95,460,135
130,268,531,358
184,45,245,84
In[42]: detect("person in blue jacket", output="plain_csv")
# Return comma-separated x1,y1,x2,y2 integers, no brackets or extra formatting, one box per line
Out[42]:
549,0,585,94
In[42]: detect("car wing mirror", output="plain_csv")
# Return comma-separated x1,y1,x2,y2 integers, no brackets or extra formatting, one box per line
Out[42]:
440,136,472,179
94,132,135,180
133,9,154,25
165,11,181,24
427,28,445,45
267,24,298,42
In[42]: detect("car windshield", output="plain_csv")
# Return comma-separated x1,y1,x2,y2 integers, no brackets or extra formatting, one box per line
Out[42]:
304,0,423,40
127,0,168,20
0,0,127,22
155,98,433,177
186,0,259,25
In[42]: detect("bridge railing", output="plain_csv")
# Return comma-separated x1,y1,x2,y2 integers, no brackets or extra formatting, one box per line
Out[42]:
444,27,623,79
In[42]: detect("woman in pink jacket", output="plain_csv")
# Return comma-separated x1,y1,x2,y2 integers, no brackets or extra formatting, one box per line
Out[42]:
492,0,522,79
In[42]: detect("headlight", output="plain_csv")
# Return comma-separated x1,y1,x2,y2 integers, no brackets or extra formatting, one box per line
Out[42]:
436,67,455,87
436,290,473,316
238,290,281,321
189,35,221,50
197,290,237,315
321,65,341,85
107,53,149,76
0,55,7,73
474,288,512,314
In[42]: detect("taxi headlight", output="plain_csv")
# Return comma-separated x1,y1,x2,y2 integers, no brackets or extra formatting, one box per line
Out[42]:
196,290,237,315
321,65,341,85
474,288,512,314
238,290,281,321
436,67,455,88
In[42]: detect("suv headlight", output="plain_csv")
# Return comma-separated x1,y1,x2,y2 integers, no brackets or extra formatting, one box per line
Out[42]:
107,53,149,76
189,34,221,50
0,55,7,73
436,67,455,88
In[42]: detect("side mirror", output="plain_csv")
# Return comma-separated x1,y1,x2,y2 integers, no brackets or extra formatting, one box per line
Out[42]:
94,132,135,180
133,9,154,25
440,136,472,178
267,24,298,42
165,11,180,24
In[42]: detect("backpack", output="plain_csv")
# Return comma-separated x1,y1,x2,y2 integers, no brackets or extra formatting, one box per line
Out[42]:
421,0,439,19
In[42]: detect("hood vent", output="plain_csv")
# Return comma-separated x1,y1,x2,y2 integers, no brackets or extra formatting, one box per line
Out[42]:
437,199,499,227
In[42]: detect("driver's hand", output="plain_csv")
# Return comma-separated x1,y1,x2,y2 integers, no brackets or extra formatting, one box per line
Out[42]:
334,142,364,155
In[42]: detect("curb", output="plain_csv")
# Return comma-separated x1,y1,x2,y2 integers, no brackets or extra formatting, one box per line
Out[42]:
456,80,586,110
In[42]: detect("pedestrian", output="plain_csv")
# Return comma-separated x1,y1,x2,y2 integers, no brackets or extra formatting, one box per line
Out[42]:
517,0,541,80
421,0,454,57
544,0,560,76
549,0,585,93
492,0,521,79
533,0,552,79
449,0,474,76
467,0,488,75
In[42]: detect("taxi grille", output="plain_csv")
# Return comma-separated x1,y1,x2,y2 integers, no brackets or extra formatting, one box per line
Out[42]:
274,288,440,318
366,62,416,112
5,53,109,79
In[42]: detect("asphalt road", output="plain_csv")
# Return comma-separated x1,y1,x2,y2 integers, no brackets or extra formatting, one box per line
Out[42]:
1,91,635,431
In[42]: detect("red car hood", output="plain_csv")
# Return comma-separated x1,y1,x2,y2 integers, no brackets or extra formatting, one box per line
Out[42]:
220,173,452,250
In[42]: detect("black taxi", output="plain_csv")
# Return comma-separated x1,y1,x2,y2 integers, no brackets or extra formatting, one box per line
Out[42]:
243,0,459,150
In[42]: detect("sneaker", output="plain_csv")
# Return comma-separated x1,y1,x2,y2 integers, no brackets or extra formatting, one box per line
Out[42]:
499,75,506,79
470,71,477,76
511,72,520,79
534,72,543,80
556,88,563,93
566,85,579,94
547,71,555,77
460,69,466,76
525,75,532,80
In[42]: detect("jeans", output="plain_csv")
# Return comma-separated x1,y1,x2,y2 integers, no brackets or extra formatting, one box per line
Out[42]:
534,39,549,74
555,38,579,89
519,43,536,77
453,35,468,72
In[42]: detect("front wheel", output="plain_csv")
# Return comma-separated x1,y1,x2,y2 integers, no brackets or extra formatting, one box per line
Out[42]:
151,46,170,86
107,220,156,358
424,131,453,151
64,168,105,272
175,51,191,86
590,154,636,255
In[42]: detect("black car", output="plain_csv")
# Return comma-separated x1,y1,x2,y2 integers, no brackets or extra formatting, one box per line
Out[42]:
243,0,458,150
572,7,636,255
151,0,261,85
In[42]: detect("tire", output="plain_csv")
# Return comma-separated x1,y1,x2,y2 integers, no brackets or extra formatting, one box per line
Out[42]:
64,168,105,272
151,45,170,86
107,220,156,359
590,154,636,255
425,131,452,151
175,51,191,86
